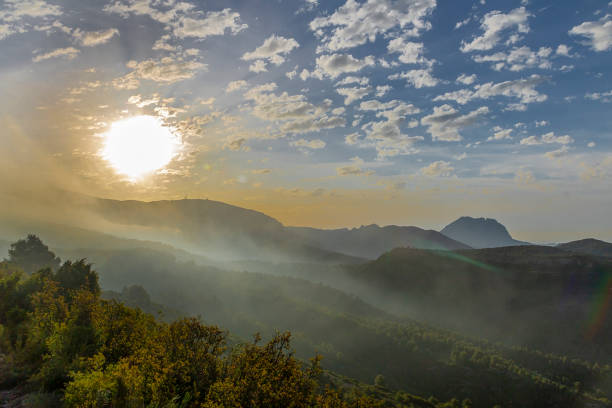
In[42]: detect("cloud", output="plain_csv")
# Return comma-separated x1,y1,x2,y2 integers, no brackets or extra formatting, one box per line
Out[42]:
472,46,552,71
387,38,432,65
375,85,391,97
309,0,436,52
519,132,573,145
226,80,248,93
105,2,246,40
487,127,512,141
290,138,326,149
421,161,454,177
388,68,439,88
73,28,119,47
289,139,327,149
569,15,612,51
244,83,346,135
173,8,248,39
303,53,375,79
586,89,612,102
556,44,572,56
357,100,422,157
335,76,369,86
461,7,531,52
433,74,547,105
225,138,248,151
456,73,477,85
242,35,299,70
32,47,79,62
545,145,569,159
0,0,62,40
421,105,488,141
336,86,371,105
113,57,206,89
337,157,374,176
249,60,267,73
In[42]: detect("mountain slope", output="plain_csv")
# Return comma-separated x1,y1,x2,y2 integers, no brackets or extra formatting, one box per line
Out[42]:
558,238,612,258
91,198,362,263
287,224,470,259
440,216,528,248
337,245,612,363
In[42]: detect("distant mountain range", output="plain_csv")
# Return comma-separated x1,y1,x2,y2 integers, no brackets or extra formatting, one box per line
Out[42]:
288,224,470,259
3,193,611,263
93,198,471,260
440,216,529,248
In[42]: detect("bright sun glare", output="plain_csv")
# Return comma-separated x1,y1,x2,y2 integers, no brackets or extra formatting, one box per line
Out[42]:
102,115,180,180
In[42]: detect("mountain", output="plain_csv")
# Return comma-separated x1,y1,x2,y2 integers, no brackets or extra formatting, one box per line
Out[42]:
287,224,471,259
440,216,528,248
57,244,611,407
336,245,612,363
557,238,612,258
90,198,362,263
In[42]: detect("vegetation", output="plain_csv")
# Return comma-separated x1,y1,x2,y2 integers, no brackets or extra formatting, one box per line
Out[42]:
3,236,612,407
0,236,456,407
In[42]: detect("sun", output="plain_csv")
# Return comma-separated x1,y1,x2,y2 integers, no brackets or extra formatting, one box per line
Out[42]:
101,115,180,180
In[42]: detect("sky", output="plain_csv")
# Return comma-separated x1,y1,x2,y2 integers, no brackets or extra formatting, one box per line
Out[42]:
0,0,611,242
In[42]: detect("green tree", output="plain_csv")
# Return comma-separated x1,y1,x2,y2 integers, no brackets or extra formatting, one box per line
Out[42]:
7,234,61,274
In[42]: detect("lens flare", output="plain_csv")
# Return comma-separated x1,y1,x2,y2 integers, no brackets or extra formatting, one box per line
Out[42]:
101,115,180,180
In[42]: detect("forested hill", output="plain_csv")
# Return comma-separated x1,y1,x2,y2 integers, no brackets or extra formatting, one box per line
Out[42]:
558,238,612,258
340,245,612,363
3,236,612,407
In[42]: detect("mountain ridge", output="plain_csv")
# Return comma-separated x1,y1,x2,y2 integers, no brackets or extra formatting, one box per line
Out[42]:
440,216,529,248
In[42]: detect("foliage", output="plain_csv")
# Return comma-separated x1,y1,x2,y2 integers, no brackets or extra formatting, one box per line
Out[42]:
7,234,61,274
2,236,443,408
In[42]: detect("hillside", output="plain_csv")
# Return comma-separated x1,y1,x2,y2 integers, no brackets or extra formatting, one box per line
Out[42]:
287,224,470,259
440,216,528,248
47,244,612,407
338,246,612,363
558,238,612,258
91,198,362,263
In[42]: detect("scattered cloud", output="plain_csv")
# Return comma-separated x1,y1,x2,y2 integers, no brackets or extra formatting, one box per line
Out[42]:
461,7,531,52
242,35,299,72
456,73,477,85
520,132,574,145
586,89,612,102
545,145,570,159
487,127,512,141
375,85,391,97
336,86,371,105
73,28,119,47
32,47,79,62
421,105,489,141
388,68,439,88
310,0,436,52
226,80,248,93
472,46,552,71
387,38,432,65
569,15,612,51
421,160,454,177
113,57,206,89
290,138,326,149
335,76,369,86
337,157,374,176
302,53,375,79
433,74,547,105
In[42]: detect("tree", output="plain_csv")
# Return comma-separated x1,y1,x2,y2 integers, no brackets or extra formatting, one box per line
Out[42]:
8,234,61,274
